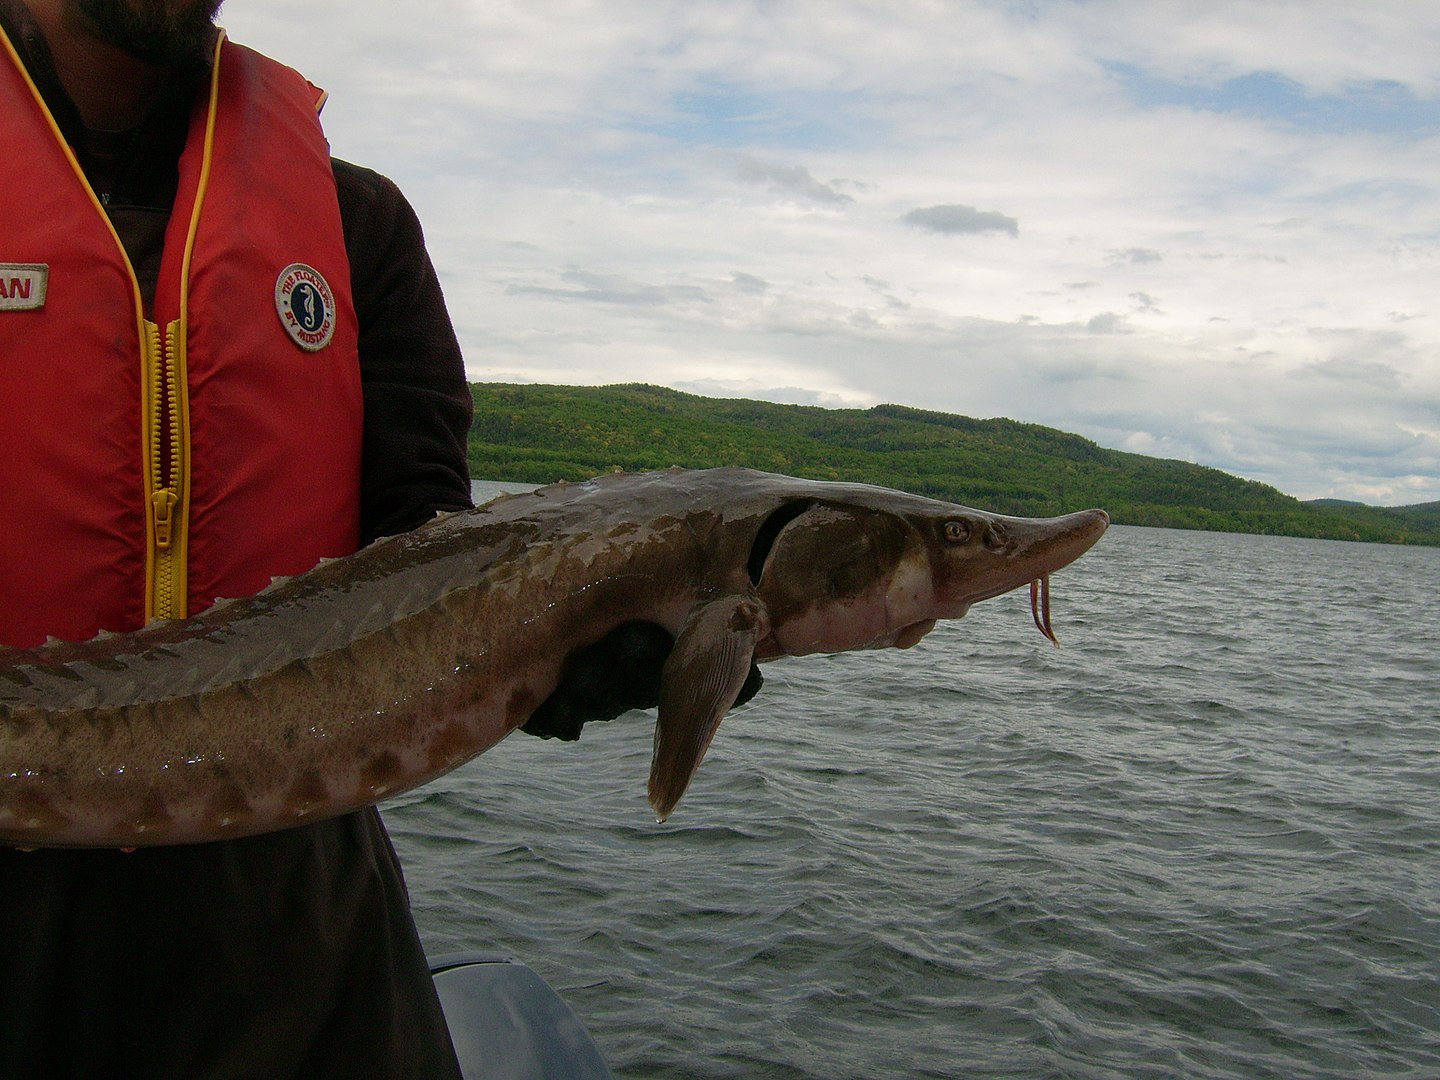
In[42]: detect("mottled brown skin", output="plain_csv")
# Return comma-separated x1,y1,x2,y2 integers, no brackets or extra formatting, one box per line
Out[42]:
0,468,1108,847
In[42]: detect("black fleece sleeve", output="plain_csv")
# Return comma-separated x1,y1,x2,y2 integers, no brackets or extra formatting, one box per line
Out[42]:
333,159,474,545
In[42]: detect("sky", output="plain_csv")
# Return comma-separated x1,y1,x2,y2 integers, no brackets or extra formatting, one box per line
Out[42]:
220,1,1440,505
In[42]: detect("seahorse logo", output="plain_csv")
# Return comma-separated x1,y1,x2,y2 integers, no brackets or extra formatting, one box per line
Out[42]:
274,262,336,352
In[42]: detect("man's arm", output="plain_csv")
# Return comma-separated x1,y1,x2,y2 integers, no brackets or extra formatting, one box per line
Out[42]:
333,159,474,543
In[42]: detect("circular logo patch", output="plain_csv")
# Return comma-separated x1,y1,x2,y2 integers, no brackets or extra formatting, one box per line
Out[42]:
274,263,336,352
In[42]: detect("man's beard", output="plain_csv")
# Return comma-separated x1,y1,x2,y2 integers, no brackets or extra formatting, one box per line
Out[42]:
73,0,224,67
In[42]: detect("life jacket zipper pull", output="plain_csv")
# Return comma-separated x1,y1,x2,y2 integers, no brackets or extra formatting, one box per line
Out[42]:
152,488,177,550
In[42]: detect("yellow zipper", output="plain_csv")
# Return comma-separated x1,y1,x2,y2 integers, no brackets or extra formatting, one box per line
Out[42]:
137,31,223,622
142,318,189,621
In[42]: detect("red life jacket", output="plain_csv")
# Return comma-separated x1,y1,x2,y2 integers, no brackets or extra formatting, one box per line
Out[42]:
0,31,363,649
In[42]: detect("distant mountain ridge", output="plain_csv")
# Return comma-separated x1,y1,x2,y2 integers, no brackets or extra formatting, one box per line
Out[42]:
466,383,1440,546
1309,497,1440,526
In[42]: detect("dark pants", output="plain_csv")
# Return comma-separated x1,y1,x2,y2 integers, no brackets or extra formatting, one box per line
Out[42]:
0,808,460,1079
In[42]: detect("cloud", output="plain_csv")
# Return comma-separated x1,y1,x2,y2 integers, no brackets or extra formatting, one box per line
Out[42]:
1086,312,1130,334
1109,247,1164,264
1073,4,1440,99
1297,356,1403,389
734,156,853,205
901,204,1019,237
730,272,770,294
506,270,711,308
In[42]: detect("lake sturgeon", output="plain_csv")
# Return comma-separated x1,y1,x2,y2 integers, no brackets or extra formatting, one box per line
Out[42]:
1,468,1108,848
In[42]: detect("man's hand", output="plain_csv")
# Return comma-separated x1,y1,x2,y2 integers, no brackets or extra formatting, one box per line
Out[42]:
521,621,763,741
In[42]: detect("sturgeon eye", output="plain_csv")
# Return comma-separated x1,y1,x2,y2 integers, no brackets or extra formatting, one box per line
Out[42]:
943,520,970,544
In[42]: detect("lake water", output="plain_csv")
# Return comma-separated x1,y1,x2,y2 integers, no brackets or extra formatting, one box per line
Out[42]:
384,482,1440,1078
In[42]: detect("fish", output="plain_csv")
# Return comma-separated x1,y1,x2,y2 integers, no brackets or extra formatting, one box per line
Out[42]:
0,468,1108,848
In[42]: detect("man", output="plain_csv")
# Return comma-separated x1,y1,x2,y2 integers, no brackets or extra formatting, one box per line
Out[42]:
0,0,474,1074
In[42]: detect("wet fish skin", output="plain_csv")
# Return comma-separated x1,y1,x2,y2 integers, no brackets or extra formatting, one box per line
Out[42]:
0,468,1108,847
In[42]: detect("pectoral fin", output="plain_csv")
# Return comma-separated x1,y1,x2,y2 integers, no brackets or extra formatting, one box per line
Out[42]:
648,595,763,822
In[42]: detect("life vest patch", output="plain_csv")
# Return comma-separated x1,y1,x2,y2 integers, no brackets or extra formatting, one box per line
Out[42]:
274,263,336,351
0,264,47,311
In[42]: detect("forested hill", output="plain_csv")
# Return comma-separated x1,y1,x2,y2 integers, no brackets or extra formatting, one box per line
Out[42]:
467,383,1440,546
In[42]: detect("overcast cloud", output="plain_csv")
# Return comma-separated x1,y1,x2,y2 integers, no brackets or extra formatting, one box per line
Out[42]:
903,205,1020,237
222,0,1440,505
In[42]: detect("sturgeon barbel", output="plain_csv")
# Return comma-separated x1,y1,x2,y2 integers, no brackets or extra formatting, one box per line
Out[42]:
1,468,1108,848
